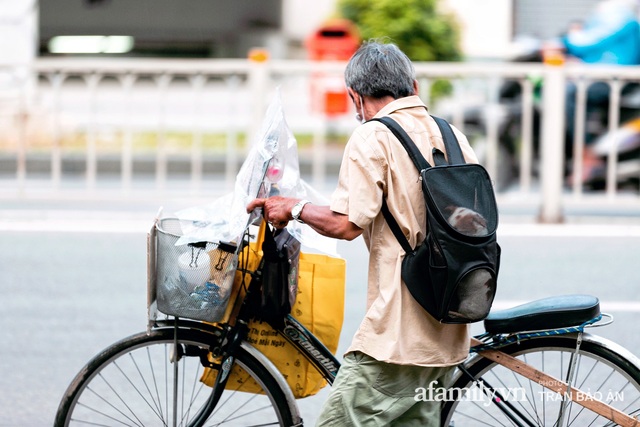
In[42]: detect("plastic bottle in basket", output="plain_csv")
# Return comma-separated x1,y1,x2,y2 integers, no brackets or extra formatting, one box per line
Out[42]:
178,248,210,292
190,281,225,308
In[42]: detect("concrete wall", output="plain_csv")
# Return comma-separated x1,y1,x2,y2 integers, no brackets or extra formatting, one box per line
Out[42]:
36,0,594,61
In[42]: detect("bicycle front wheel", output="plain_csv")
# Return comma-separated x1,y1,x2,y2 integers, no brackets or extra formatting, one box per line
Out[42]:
442,334,640,426
55,326,295,427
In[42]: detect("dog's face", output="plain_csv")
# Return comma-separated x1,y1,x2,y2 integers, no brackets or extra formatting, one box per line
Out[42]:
446,206,489,237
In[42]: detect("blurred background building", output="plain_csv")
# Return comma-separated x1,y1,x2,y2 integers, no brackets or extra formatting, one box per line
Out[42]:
2,0,638,213
3,0,606,63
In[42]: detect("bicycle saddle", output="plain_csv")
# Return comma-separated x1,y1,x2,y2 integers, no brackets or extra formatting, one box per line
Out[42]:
484,294,601,334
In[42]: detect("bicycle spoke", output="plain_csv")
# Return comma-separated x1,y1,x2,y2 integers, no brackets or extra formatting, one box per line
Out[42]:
78,389,142,427
210,422,282,427
443,337,640,427
163,346,169,425
181,358,207,426
119,356,165,421
207,371,282,426
56,328,295,427
483,371,539,426
450,407,515,426
211,404,283,426
513,353,544,425
131,345,166,425
522,353,542,426
568,352,585,427
95,373,146,426
180,357,186,426
551,350,571,427
620,395,640,416
211,391,256,421
542,350,546,424
569,359,613,426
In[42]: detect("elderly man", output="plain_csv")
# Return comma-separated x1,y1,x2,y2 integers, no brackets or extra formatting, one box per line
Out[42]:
247,40,479,426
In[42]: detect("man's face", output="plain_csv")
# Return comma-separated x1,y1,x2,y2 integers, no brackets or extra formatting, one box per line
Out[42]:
347,88,365,123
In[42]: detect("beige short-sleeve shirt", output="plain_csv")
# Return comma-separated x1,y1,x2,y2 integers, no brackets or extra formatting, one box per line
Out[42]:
330,96,478,367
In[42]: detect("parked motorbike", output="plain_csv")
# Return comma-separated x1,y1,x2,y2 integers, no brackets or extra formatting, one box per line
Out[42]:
452,43,640,192
584,116,640,190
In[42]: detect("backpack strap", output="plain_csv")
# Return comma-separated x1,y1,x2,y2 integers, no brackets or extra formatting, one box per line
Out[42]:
381,199,413,253
370,116,425,253
372,117,431,171
373,115,465,167
370,115,465,253
431,115,466,165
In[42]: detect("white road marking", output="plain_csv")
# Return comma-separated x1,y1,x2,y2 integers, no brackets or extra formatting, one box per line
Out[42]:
0,219,151,233
3,212,638,312
497,223,640,237
0,210,154,233
3,213,640,237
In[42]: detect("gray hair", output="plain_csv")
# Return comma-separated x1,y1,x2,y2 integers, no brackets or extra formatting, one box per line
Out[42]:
345,40,416,99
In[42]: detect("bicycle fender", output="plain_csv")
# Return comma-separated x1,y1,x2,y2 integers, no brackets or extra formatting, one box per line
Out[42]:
241,342,303,426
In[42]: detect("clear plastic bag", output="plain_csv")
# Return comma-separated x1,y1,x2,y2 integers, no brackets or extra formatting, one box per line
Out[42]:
174,89,337,255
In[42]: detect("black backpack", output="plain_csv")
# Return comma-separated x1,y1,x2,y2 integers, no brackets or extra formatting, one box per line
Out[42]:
371,115,500,324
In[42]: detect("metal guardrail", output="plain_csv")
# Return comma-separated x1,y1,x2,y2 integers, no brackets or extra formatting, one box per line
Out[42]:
1,58,639,222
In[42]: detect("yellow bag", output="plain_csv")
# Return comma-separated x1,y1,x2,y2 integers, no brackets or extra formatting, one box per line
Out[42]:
202,229,346,398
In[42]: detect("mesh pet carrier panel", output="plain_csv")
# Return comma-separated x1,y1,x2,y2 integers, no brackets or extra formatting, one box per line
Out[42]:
446,268,496,321
423,165,498,238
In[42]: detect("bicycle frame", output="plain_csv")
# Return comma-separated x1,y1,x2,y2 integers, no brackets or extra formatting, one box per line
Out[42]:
276,314,340,384
266,315,640,427
148,220,638,426
456,333,640,427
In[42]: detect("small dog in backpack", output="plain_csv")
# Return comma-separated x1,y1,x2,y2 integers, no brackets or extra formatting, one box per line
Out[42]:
448,269,496,320
446,206,489,236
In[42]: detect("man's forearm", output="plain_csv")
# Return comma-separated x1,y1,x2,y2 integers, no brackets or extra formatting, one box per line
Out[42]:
246,196,363,241
300,204,362,241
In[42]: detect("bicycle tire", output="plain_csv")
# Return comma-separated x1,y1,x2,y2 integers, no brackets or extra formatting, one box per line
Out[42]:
441,334,640,426
54,326,295,427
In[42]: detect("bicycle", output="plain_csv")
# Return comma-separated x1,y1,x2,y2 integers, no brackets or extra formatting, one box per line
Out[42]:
55,219,640,426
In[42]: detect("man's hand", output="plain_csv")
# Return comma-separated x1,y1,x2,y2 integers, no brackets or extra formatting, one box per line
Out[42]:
246,196,298,229
247,196,363,240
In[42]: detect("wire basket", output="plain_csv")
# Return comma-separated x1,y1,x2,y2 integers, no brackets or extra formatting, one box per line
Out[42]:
151,218,238,322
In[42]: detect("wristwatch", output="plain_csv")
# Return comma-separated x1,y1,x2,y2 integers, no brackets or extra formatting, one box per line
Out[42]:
291,200,311,223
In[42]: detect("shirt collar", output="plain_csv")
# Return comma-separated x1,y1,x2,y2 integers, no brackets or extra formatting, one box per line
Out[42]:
373,95,428,118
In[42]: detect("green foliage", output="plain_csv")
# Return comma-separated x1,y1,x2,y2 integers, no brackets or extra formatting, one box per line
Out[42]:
337,0,461,62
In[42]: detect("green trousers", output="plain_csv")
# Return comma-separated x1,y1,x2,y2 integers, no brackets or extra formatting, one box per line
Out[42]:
316,351,455,427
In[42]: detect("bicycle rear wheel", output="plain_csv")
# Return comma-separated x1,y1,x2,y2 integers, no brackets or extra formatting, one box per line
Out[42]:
442,334,640,426
55,326,295,427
